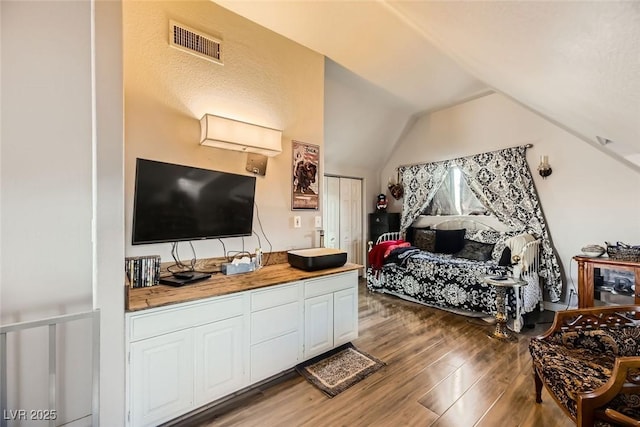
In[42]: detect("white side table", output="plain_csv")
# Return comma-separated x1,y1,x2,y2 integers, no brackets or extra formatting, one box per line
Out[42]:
483,275,527,341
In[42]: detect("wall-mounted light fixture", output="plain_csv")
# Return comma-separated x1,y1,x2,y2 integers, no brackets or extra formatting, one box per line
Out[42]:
538,155,552,179
200,114,282,157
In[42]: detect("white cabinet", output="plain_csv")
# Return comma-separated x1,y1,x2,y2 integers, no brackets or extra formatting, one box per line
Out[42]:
304,293,334,357
249,282,302,383
126,271,357,426
126,294,248,427
129,329,194,427
333,287,359,345
194,316,246,406
303,270,358,360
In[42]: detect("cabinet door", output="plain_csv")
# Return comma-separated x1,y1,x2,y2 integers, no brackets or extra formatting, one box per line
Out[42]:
194,316,246,406
251,331,300,383
333,287,359,346
130,329,194,427
303,294,333,359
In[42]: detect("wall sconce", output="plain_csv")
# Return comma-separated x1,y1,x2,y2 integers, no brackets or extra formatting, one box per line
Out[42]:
200,114,282,157
538,155,552,179
387,171,404,200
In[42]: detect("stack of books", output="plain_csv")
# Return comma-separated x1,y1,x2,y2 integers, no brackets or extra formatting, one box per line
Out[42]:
125,255,161,288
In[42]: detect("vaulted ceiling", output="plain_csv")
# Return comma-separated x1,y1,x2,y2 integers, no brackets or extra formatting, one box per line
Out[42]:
215,1,640,172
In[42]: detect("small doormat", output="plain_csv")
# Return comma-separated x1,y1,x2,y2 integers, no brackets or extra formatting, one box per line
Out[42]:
296,343,386,397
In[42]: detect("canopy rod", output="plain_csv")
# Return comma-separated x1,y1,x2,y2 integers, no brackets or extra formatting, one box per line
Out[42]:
396,143,534,170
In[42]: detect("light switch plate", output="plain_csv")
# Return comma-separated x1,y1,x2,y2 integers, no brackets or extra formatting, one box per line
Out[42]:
294,216,301,228
314,216,322,228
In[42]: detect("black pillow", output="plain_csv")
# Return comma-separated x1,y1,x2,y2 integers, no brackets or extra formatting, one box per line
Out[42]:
455,239,495,261
498,247,512,266
414,229,436,253
434,229,466,254
405,226,430,246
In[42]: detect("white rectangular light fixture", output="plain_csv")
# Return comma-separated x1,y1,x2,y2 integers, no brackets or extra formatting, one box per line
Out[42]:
200,114,282,157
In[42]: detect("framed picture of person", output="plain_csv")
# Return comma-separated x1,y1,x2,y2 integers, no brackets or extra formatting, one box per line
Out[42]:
292,140,319,210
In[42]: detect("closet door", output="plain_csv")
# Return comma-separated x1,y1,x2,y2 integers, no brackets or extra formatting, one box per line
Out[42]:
324,175,363,266
324,176,340,249
339,178,362,265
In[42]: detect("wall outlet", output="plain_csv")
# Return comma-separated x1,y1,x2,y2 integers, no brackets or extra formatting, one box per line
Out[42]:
314,216,322,228
294,216,301,228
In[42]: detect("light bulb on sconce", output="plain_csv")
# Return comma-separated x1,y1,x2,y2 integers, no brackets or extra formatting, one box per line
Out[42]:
538,155,552,179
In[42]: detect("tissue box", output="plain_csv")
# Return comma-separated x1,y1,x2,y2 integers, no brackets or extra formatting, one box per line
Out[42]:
221,261,256,275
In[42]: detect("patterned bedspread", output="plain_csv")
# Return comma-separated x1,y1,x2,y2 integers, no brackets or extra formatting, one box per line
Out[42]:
366,250,520,317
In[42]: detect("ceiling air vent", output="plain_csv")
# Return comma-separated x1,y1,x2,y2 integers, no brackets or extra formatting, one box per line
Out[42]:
169,20,222,65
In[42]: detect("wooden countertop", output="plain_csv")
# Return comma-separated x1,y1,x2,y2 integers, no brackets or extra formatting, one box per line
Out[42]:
126,263,362,312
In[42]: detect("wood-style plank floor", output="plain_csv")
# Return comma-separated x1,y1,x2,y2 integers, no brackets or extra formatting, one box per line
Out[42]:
188,280,574,427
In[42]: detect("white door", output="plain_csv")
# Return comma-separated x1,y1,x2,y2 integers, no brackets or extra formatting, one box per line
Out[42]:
130,329,194,427
324,176,340,249
194,316,246,405
324,175,363,264
333,287,359,346
303,294,334,359
346,178,362,264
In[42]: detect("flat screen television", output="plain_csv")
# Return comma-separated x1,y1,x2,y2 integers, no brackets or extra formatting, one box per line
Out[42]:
132,158,256,245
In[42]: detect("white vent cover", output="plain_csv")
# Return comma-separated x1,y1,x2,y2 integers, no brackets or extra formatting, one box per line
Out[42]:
169,20,222,65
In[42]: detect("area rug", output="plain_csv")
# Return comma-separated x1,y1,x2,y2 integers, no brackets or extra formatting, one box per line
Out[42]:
296,343,386,397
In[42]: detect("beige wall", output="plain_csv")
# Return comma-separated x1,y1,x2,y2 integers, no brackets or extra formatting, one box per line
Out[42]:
124,1,325,261
382,92,640,302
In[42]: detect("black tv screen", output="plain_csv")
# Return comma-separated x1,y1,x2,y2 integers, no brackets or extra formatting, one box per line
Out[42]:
132,159,256,244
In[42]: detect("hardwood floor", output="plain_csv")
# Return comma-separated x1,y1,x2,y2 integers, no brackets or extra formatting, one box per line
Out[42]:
190,280,574,427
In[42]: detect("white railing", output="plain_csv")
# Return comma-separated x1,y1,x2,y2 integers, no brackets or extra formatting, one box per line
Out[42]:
0,310,100,427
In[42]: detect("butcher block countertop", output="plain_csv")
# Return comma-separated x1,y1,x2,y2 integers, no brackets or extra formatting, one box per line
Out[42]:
126,262,362,312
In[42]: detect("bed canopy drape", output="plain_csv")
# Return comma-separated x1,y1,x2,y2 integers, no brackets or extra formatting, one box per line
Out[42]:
398,146,563,301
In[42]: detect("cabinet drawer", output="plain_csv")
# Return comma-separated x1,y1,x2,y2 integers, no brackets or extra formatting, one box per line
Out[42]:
250,331,300,383
251,282,300,312
251,301,299,345
304,271,357,299
129,294,245,341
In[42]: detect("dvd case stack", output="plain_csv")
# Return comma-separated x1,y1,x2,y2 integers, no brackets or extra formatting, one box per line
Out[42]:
125,255,161,288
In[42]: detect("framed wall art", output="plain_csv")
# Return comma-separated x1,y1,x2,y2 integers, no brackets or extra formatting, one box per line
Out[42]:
292,140,319,210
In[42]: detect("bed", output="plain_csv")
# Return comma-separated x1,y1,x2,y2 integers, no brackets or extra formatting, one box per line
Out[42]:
366,217,543,332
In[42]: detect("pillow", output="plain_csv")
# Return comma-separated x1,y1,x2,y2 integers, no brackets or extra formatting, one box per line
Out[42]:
491,231,520,261
498,247,512,266
455,239,495,261
464,229,503,244
434,229,466,254
405,226,430,246
414,229,436,253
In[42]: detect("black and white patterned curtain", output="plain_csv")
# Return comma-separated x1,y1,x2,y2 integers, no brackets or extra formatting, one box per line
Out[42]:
399,146,563,301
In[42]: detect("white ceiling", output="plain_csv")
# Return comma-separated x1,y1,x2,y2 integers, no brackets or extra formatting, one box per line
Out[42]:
215,0,640,172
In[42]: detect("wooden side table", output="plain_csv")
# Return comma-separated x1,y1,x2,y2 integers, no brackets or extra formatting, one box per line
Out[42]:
483,275,527,341
574,256,640,308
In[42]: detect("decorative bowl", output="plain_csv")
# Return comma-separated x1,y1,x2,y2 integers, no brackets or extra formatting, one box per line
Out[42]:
581,244,605,257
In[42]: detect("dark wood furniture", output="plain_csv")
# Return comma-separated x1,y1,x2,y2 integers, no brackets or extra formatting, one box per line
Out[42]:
530,305,640,427
574,256,640,308
368,212,400,244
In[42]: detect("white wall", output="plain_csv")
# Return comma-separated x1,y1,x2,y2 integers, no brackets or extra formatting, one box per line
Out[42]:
1,0,125,424
124,1,325,261
382,93,640,301
94,0,125,425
